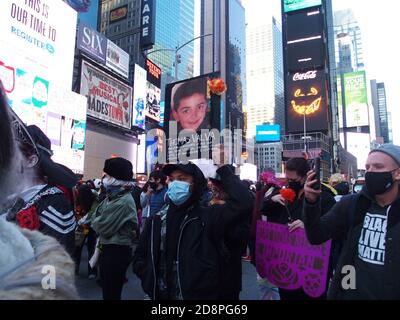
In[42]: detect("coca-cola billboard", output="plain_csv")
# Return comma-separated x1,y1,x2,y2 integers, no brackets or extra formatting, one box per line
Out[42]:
286,69,329,134
293,71,318,81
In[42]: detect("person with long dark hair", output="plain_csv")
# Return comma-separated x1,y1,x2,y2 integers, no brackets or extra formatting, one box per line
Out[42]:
73,184,99,278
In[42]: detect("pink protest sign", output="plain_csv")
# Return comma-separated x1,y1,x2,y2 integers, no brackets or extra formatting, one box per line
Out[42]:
256,221,332,298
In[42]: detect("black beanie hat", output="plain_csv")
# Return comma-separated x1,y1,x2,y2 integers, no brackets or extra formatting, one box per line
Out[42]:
104,157,133,181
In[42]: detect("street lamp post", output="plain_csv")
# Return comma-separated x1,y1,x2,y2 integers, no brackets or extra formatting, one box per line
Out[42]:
303,112,308,154
145,33,213,80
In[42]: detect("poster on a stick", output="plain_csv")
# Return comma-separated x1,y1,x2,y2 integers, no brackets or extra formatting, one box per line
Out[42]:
256,221,332,298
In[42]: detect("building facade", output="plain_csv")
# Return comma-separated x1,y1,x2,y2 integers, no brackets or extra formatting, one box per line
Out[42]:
148,0,195,81
371,80,390,144
101,0,195,82
255,142,283,175
100,0,142,84
334,9,364,73
200,0,247,132
245,15,284,139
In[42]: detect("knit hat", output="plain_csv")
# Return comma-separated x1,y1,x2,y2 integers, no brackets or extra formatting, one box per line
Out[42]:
103,157,133,181
370,144,400,167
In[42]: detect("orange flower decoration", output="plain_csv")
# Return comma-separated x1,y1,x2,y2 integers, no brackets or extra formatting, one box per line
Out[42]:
279,188,296,204
208,78,227,96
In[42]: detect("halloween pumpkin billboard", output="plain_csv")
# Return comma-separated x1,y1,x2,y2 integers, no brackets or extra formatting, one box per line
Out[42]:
286,69,329,134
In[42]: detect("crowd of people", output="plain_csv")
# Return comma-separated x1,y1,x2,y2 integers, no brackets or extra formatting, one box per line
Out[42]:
1,82,400,301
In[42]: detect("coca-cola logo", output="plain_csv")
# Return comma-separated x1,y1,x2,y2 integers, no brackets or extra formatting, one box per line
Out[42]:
293,71,317,81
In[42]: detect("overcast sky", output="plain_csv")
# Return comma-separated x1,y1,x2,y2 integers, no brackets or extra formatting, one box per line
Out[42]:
243,0,400,144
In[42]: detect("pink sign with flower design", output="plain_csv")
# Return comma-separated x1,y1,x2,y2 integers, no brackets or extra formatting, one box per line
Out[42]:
256,221,332,298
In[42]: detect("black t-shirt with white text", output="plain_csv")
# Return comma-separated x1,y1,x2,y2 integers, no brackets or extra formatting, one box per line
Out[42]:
345,202,389,300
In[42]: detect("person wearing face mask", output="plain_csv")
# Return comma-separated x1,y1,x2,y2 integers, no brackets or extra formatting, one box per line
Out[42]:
90,157,137,300
146,171,168,218
261,157,336,300
132,155,254,300
2,121,78,257
304,144,400,300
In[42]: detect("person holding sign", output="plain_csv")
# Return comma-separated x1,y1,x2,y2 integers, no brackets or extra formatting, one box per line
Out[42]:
304,144,400,300
261,158,336,300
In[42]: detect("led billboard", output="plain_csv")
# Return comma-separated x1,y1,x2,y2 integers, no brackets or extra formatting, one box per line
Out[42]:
344,71,369,128
0,0,77,89
286,8,325,71
256,125,281,142
284,0,322,13
145,59,162,123
165,74,221,162
286,70,329,133
132,64,146,130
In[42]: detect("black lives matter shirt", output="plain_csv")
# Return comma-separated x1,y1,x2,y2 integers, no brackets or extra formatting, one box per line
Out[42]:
345,203,389,300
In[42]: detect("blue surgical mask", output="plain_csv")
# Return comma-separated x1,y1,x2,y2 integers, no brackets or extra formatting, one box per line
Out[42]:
167,181,192,206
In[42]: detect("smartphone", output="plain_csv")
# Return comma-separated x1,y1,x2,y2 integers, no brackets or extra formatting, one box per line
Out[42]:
312,157,321,190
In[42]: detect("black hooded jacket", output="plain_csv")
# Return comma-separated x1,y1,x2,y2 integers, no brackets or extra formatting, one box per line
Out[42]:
132,165,254,300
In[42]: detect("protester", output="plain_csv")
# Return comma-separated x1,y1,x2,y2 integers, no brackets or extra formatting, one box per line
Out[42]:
0,82,78,300
147,170,168,218
261,158,336,300
329,173,350,201
303,144,400,300
139,181,151,232
73,184,99,279
90,157,138,300
132,155,254,300
207,176,253,300
3,120,77,256
172,78,209,132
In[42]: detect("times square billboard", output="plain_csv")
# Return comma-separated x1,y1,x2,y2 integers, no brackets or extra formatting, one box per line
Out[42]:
285,70,329,134
284,6,325,72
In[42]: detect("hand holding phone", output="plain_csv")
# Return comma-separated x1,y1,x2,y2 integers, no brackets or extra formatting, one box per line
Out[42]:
312,157,321,190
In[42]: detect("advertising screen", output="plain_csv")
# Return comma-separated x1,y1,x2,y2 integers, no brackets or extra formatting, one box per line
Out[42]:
77,22,129,79
286,8,325,71
64,0,99,30
106,40,130,79
109,5,128,24
256,125,281,142
0,0,77,89
145,59,162,122
132,64,146,130
347,132,371,169
344,71,369,128
80,61,132,130
2,66,87,174
286,70,329,134
0,0,85,174
284,0,322,13
165,74,221,162
337,75,344,129
286,8,323,40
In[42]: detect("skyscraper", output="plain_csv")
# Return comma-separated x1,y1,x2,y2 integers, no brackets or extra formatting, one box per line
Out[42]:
371,80,390,144
334,9,364,73
200,0,247,131
101,0,196,82
100,0,142,83
148,0,195,80
244,14,284,139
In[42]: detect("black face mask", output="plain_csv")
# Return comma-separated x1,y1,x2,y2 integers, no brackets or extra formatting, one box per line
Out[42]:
365,171,396,196
150,182,158,190
288,181,304,194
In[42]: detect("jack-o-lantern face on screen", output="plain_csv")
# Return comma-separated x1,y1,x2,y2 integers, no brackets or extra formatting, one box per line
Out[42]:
291,87,322,116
